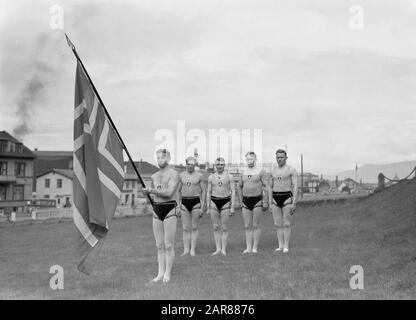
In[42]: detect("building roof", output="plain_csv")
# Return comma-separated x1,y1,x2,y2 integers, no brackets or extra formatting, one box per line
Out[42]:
36,168,73,179
124,161,159,175
33,150,73,159
303,172,319,177
0,130,36,158
0,130,21,143
343,177,359,184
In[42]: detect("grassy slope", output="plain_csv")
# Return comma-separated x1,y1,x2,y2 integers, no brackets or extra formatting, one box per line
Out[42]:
0,180,415,299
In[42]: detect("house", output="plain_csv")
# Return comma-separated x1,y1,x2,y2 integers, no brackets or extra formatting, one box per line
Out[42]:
32,150,73,192
298,172,320,193
35,169,73,208
120,160,159,206
0,131,36,215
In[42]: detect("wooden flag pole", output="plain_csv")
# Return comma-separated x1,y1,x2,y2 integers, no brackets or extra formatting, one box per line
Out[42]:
65,33,154,206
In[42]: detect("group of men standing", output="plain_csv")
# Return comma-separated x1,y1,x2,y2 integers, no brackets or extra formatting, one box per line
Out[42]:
142,149,298,283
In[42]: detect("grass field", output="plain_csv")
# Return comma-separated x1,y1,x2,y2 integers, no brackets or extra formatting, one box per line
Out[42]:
1,180,415,299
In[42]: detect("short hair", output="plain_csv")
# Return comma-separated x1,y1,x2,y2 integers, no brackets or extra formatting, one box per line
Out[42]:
215,157,225,164
185,156,197,164
156,148,170,157
275,149,287,157
245,151,257,158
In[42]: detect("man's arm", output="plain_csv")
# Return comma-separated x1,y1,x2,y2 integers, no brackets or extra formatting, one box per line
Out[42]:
206,175,212,212
260,169,268,208
237,172,243,206
291,168,298,209
268,171,273,208
142,175,155,203
230,174,236,214
199,173,206,212
177,174,183,206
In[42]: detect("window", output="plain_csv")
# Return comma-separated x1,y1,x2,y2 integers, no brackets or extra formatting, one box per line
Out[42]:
0,161,7,175
57,179,62,188
12,185,24,200
0,185,6,200
45,178,50,188
15,162,25,177
125,181,130,189
0,140,7,152
15,144,23,153
131,181,136,189
45,194,50,199
57,198,61,205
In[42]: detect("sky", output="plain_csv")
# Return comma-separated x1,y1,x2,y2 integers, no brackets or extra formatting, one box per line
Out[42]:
0,0,415,175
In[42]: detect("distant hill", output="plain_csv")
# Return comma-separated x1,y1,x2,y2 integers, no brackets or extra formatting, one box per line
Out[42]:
336,160,416,183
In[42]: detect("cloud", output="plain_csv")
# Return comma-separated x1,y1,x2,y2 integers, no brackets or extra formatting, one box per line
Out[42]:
0,0,415,173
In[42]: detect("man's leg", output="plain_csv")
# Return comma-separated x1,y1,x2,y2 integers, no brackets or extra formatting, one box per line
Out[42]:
242,207,253,253
210,204,221,255
220,209,230,255
272,205,284,251
282,205,292,252
180,207,191,256
163,212,177,282
190,209,201,256
151,217,165,282
252,206,263,253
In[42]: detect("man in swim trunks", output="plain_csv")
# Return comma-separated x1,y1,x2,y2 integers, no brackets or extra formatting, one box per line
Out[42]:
178,156,206,256
207,157,236,256
142,149,180,283
237,151,268,254
268,149,298,253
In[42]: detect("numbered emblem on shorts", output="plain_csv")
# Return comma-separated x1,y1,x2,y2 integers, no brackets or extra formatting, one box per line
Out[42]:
248,175,252,179
186,181,191,187
156,185,162,190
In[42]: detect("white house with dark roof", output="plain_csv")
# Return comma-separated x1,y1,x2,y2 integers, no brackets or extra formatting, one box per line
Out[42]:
35,169,73,208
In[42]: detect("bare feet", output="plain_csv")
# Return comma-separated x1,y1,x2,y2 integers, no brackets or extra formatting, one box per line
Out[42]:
283,248,289,253
211,250,221,256
150,275,164,282
221,250,226,256
190,251,196,256
242,249,252,254
252,248,258,253
162,276,170,283
180,251,189,256
275,247,283,252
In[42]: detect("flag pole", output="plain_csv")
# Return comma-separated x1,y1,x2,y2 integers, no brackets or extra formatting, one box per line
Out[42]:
65,33,154,206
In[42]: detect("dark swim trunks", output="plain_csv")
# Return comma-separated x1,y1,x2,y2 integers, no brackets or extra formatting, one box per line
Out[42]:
153,200,177,221
211,196,231,212
272,191,293,208
181,196,201,213
242,195,263,211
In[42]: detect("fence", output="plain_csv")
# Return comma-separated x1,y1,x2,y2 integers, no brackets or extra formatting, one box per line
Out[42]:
376,166,416,191
1,204,152,223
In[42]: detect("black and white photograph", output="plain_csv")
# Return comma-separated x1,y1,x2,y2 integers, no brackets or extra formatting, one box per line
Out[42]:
1,0,415,303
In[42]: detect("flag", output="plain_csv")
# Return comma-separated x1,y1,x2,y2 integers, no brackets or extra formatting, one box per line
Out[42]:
72,61,125,274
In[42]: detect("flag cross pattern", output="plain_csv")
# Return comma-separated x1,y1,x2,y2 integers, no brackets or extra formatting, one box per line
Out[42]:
73,61,125,266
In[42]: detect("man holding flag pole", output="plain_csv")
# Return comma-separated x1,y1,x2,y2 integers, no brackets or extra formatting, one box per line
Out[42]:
142,149,180,283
